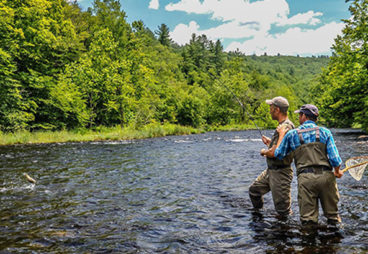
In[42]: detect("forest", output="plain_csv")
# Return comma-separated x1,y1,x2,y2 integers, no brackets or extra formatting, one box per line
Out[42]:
0,0,367,134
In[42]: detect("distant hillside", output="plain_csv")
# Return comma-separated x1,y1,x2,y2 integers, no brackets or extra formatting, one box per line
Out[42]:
229,54,330,105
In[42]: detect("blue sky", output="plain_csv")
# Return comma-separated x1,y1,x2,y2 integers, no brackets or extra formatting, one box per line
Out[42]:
76,0,351,56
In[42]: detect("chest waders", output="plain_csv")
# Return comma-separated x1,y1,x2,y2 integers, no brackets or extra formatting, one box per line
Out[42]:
267,127,294,170
293,127,341,224
249,120,294,216
294,127,332,174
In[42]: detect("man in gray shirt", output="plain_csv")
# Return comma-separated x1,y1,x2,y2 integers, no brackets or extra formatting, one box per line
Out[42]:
249,96,295,217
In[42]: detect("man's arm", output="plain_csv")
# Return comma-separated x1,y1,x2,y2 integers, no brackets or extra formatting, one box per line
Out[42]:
325,130,344,178
260,146,275,157
260,125,289,158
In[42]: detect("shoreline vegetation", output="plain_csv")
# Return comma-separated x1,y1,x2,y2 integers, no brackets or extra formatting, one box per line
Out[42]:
1,0,366,145
0,123,257,146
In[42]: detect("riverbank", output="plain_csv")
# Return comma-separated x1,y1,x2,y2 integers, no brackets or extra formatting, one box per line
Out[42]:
0,123,200,146
0,123,261,146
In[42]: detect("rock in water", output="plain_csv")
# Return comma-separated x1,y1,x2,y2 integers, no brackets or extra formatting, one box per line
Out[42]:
23,173,36,184
358,135,368,141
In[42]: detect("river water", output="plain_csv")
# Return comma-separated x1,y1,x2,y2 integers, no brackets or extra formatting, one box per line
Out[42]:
0,129,367,253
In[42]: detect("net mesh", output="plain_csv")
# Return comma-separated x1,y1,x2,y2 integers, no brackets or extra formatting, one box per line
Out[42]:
345,156,368,181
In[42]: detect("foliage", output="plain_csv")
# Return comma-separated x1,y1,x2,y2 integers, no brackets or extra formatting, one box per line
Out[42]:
0,0,341,135
155,23,171,47
314,0,368,131
0,0,85,130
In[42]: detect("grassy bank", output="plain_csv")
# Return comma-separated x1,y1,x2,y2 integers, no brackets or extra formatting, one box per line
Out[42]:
0,123,205,146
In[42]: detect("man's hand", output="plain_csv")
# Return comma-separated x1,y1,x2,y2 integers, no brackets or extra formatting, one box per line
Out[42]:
260,148,267,156
260,146,276,158
262,135,271,146
334,166,344,178
276,125,289,136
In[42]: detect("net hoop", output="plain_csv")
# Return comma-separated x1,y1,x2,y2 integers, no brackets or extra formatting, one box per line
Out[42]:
345,155,368,164
345,156,368,181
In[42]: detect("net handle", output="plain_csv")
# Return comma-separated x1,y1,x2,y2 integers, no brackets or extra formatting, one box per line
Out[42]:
342,161,368,173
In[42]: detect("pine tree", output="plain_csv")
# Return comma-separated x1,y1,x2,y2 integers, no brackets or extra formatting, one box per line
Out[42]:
155,23,171,46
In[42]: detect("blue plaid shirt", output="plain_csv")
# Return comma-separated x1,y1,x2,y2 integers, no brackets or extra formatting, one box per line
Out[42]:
274,120,342,168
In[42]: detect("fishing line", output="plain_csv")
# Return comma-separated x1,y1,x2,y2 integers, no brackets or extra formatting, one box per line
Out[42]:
217,81,263,137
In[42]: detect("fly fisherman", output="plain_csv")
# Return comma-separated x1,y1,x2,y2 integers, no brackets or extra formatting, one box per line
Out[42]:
267,104,344,226
249,96,295,217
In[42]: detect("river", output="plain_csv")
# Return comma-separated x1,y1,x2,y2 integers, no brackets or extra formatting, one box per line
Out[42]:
0,129,367,253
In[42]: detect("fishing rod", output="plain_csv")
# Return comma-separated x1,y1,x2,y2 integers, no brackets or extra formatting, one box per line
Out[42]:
218,81,263,137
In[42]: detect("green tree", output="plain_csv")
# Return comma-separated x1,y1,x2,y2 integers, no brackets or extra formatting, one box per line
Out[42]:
0,2,33,130
92,0,131,51
48,73,89,129
206,59,252,125
61,29,134,127
181,34,219,87
212,39,225,74
315,0,368,130
155,23,171,46
176,88,206,127
0,0,84,130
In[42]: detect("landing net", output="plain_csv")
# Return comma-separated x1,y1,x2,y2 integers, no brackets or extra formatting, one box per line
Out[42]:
345,156,368,181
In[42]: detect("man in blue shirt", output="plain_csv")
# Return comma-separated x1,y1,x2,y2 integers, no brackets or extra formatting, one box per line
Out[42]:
266,104,344,225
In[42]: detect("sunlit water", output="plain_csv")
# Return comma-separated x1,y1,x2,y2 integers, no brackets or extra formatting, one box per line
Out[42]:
1,129,367,253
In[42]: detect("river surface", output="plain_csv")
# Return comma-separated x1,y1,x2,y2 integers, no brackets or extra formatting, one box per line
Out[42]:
0,129,367,253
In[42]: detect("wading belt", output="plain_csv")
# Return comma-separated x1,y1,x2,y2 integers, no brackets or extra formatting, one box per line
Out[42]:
297,166,331,176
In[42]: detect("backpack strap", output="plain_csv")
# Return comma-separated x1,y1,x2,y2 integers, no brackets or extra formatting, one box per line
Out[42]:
316,128,320,142
297,127,320,144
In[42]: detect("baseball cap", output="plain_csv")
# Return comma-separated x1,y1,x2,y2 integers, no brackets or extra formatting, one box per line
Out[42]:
265,96,289,108
294,104,319,117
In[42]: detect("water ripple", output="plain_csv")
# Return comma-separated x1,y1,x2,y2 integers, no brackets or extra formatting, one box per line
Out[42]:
0,130,367,252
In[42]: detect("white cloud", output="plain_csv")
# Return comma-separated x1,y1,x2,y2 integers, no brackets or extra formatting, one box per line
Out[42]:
225,22,345,55
149,0,159,10
165,0,211,14
170,21,200,45
167,0,343,55
277,11,323,26
166,0,323,27
166,0,290,24
171,20,260,45
204,21,260,40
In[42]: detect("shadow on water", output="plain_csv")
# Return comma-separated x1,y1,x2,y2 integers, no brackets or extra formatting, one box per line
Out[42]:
0,129,367,253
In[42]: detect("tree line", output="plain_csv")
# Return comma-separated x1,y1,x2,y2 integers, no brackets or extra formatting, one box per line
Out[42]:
314,0,367,131
0,0,366,132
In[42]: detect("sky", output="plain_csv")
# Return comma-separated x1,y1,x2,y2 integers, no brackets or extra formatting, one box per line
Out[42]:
76,0,351,56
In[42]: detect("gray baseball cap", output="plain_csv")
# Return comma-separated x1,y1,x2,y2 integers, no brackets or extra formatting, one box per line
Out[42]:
265,96,289,108
294,104,319,117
